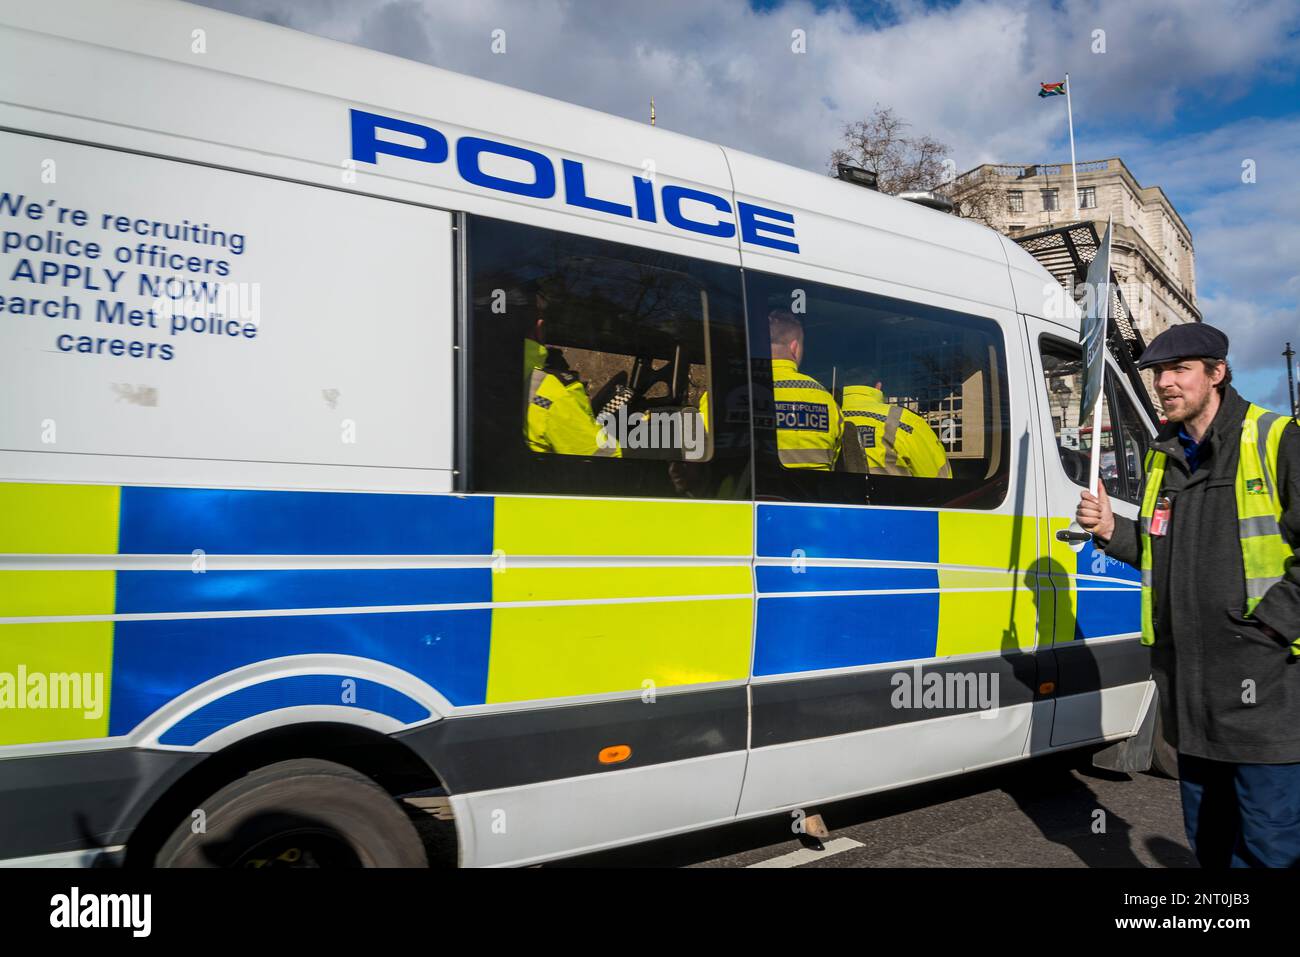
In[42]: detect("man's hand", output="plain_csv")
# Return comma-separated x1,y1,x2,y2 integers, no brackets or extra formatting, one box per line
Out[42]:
1077,484,1115,542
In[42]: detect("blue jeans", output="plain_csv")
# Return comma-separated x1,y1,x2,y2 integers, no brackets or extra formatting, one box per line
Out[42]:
1178,753,1300,868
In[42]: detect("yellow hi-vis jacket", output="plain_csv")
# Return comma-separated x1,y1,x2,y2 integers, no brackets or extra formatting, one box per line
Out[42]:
840,385,952,478
772,358,843,469
1139,403,1296,655
523,339,620,457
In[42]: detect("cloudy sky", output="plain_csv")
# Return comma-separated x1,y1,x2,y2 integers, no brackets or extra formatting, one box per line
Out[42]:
194,0,1300,408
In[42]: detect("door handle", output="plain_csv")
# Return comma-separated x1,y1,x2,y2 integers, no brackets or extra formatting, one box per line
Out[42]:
1055,529,1092,543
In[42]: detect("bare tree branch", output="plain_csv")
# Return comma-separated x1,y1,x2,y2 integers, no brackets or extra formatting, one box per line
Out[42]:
828,106,950,196
829,106,1003,227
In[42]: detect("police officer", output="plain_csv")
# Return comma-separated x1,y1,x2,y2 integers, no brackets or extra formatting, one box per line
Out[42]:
769,310,843,469
1076,322,1300,868
522,287,620,457
841,377,952,478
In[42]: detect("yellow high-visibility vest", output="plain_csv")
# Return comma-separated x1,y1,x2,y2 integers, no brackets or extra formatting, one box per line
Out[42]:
771,358,843,470
1138,403,1296,655
841,385,952,478
523,339,620,457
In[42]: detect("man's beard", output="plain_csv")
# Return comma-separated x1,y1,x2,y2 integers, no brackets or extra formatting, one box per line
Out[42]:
1162,389,1213,423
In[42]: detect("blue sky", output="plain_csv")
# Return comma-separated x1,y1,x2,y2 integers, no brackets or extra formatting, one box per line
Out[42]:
196,0,1300,407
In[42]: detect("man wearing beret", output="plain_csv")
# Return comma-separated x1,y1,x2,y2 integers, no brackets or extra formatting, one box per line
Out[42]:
1076,322,1300,868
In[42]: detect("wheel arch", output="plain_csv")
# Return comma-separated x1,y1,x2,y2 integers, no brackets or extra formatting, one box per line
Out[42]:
124,721,451,866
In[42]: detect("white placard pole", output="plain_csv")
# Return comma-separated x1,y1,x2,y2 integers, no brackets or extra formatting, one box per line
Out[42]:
1087,394,1103,496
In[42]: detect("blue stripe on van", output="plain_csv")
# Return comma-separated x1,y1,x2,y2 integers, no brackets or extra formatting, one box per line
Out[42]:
109,608,491,735
1075,542,1142,583
753,592,940,675
756,504,938,563
157,674,430,746
756,565,939,594
117,487,494,555
1075,587,1141,640
114,568,491,614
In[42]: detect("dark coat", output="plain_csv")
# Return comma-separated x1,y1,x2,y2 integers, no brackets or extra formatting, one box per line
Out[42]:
1100,384,1300,764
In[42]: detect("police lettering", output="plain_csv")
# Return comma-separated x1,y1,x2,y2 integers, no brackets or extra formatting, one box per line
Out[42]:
776,401,829,431
349,109,799,253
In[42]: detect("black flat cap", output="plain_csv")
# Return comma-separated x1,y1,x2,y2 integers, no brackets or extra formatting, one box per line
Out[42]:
1137,322,1229,369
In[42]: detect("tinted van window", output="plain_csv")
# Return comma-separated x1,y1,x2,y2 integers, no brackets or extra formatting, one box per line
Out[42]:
464,215,750,499
746,271,1010,508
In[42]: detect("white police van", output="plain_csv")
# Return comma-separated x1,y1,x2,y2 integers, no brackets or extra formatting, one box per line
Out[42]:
0,0,1161,867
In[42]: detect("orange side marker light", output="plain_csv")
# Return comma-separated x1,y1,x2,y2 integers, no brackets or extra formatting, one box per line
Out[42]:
599,745,632,765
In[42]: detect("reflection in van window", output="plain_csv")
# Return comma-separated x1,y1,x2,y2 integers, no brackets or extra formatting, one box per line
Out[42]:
767,309,844,470
1039,336,1148,504
1108,381,1150,502
465,215,751,500
746,271,1009,509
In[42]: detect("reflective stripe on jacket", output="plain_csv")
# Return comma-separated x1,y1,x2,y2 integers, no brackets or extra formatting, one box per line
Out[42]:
840,385,952,478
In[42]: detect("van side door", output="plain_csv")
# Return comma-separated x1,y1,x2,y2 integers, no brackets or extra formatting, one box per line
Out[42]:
1026,318,1154,748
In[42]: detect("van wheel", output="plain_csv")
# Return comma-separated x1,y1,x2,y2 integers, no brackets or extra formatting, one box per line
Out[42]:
154,758,427,868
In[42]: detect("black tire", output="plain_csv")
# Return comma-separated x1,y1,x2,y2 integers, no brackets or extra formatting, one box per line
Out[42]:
154,758,428,868
1149,708,1180,779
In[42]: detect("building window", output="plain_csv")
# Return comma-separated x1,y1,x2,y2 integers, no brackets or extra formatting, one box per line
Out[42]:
1007,190,1024,213
1008,224,1025,232
1041,188,1059,212
1078,186,1097,209
465,215,751,499
747,270,1010,509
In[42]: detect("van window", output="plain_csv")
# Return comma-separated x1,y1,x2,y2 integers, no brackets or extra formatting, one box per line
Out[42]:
746,271,1010,508
1106,377,1151,502
1039,336,1149,503
463,215,750,499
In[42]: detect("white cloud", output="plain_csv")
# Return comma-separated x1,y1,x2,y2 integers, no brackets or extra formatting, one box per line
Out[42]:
192,0,1299,402
1196,293,1298,410
1108,114,1300,408
194,0,1300,172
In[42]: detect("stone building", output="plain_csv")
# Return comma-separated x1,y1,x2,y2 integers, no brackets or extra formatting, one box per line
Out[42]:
945,158,1200,342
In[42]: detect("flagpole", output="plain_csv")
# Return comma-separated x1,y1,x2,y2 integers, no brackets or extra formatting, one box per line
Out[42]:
1066,72,1079,219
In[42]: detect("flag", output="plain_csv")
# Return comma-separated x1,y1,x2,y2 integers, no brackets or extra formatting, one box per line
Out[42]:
1038,81,1066,97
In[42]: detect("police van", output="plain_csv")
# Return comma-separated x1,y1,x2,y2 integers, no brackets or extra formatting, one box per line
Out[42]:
0,0,1161,867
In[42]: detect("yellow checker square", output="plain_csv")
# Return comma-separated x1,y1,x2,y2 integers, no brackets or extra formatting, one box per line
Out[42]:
494,497,752,557
486,597,752,702
938,511,1037,571
492,564,751,603
1038,516,1082,645
936,569,1039,655
0,483,121,555
0,622,114,746
0,570,116,618
1052,577,1081,645
1034,577,1059,647
935,513,1040,656
1043,516,1078,572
